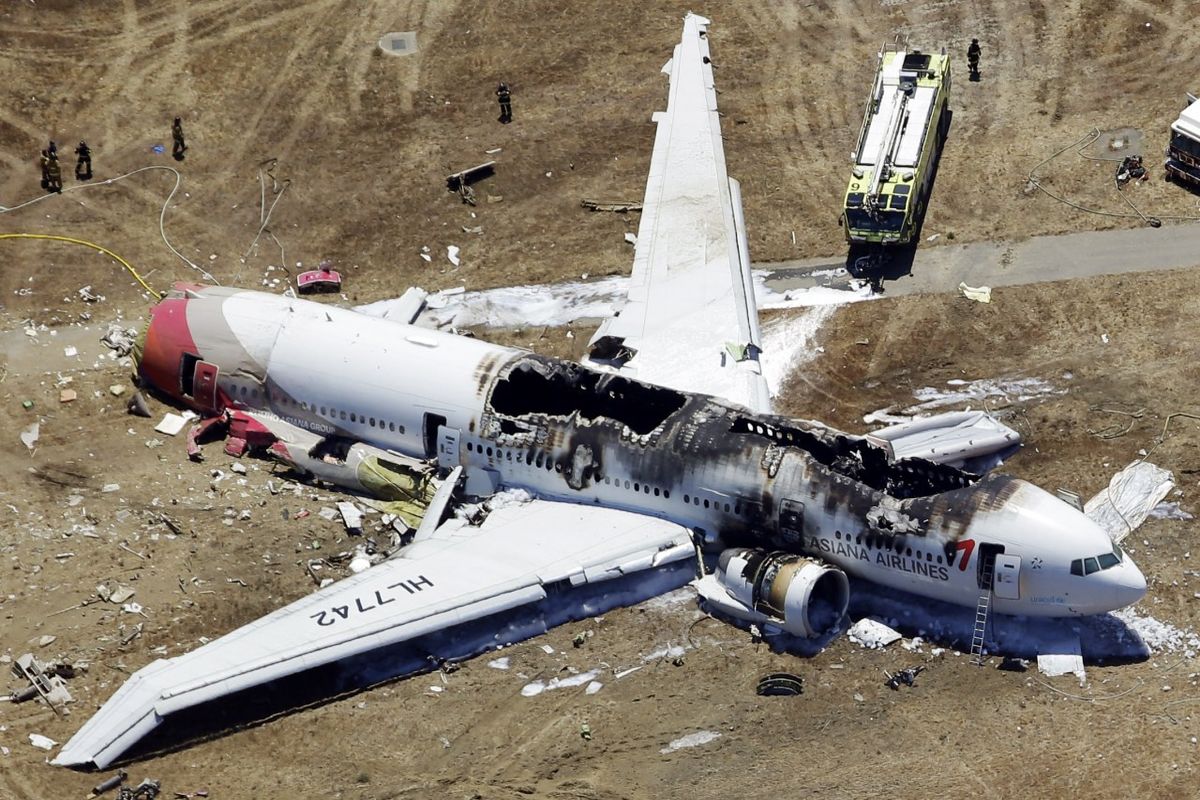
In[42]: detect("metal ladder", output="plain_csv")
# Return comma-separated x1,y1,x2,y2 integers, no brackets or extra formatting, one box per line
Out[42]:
970,559,995,665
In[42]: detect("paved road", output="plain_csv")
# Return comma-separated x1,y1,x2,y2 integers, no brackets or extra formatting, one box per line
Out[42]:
760,222,1200,296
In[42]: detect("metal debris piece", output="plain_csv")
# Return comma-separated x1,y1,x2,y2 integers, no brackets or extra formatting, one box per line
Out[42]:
127,392,151,418
86,769,127,799
10,652,73,710
20,422,39,451
756,672,804,696
117,779,161,800
580,199,643,212
884,666,924,690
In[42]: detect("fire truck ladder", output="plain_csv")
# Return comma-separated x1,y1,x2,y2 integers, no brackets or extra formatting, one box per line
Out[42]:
864,79,911,216
970,558,996,665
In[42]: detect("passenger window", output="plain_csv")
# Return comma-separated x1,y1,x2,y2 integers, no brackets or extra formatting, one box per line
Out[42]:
634,482,641,492
684,494,691,503
703,499,710,509
350,413,357,423
653,488,660,497
624,480,631,490
536,453,544,467
905,547,911,556
320,406,327,415
339,411,347,420
370,417,376,427
663,490,670,499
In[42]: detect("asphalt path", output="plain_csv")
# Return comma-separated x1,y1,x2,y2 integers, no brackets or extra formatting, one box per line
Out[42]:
760,222,1200,296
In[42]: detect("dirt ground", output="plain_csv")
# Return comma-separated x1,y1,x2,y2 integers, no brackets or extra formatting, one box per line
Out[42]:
3,1,1200,798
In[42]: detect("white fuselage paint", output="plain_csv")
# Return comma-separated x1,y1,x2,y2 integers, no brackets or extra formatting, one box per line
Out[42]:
182,289,1145,619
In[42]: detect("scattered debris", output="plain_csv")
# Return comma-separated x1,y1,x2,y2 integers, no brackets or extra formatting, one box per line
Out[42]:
756,672,804,696
29,733,58,750
884,666,925,690
37,635,56,648
127,392,152,417
848,618,902,649
155,411,197,437
580,199,643,213
337,501,364,532
296,267,343,295
109,384,127,397
957,282,992,303
86,769,127,799
579,722,592,741
117,778,161,800
100,324,138,357
447,245,461,267
660,731,721,754
9,652,73,710
624,232,638,246
446,161,496,205
1084,461,1174,542
59,388,77,403
20,421,40,451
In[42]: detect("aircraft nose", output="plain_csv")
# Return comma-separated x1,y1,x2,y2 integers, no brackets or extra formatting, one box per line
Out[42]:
1112,557,1148,609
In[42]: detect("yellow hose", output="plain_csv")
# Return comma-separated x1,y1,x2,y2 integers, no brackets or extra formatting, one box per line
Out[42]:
0,232,161,299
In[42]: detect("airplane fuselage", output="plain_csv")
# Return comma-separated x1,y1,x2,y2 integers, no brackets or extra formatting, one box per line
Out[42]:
139,285,1146,618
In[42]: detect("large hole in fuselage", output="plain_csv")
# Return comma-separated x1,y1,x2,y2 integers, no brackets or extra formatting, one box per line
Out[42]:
489,358,686,435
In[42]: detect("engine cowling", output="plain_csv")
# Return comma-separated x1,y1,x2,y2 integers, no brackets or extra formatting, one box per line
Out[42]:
696,548,849,638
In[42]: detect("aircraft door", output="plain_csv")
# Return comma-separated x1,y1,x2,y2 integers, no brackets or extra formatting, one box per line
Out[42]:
192,361,220,411
436,425,460,471
993,554,1021,600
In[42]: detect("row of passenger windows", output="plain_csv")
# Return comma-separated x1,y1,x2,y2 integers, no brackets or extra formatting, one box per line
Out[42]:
231,383,405,434
834,529,944,564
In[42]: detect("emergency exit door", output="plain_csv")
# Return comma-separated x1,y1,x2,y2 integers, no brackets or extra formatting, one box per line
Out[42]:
993,554,1021,600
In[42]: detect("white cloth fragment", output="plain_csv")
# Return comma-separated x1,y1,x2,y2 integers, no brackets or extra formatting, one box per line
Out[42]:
1084,461,1175,542
20,422,40,451
447,245,461,266
28,733,58,751
847,618,902,649
154,411,196,436
660,731,721,754
958,282,992,303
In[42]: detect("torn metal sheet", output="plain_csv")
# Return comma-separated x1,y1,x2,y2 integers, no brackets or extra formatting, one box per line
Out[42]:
867,410,1020,469
1084,461,1174,542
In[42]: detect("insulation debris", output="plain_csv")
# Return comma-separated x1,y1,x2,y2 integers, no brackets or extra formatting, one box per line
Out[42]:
1084,461,1174,542
1036,634,1086,686
958,282,992,303
155,411,198,436
847,618,902,649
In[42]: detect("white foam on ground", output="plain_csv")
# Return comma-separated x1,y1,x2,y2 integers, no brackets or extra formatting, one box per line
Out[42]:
520,669,602,697
660,731,722,754
904,376,1064,414
487,657,510,670
760,306,837,397
1112,607,1200,657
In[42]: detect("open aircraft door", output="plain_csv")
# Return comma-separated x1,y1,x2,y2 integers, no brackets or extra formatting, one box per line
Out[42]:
436,425,461,471
993,554,1021,600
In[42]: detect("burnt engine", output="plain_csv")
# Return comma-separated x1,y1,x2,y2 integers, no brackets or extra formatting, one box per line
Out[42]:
696,548,849,638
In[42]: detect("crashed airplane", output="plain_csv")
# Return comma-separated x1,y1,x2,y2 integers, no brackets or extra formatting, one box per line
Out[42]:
57,14,1145,768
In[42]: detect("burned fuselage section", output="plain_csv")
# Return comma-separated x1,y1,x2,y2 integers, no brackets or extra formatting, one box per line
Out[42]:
459,354,1004,602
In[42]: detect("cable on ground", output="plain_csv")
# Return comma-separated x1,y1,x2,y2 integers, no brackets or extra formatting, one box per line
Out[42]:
0,232,161,299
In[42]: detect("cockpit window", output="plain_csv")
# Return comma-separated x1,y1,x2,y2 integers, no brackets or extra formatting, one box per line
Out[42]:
1071,546,1124,577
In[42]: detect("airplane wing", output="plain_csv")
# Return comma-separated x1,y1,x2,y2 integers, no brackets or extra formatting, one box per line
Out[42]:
584,13,769,413
55,499,695,768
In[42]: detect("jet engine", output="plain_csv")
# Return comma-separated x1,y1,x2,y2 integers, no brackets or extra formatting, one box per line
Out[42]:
694,548,849,638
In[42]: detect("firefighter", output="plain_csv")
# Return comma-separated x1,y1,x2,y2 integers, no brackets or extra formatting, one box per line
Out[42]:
967,39,981,80
496,82,512,124
75,141,92,180
171,117,187,160
38,149,50,189
48,140,57,159
45,152,63,193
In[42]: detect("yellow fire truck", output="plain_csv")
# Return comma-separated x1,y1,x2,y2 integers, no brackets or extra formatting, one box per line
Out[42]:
842,43,951,246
